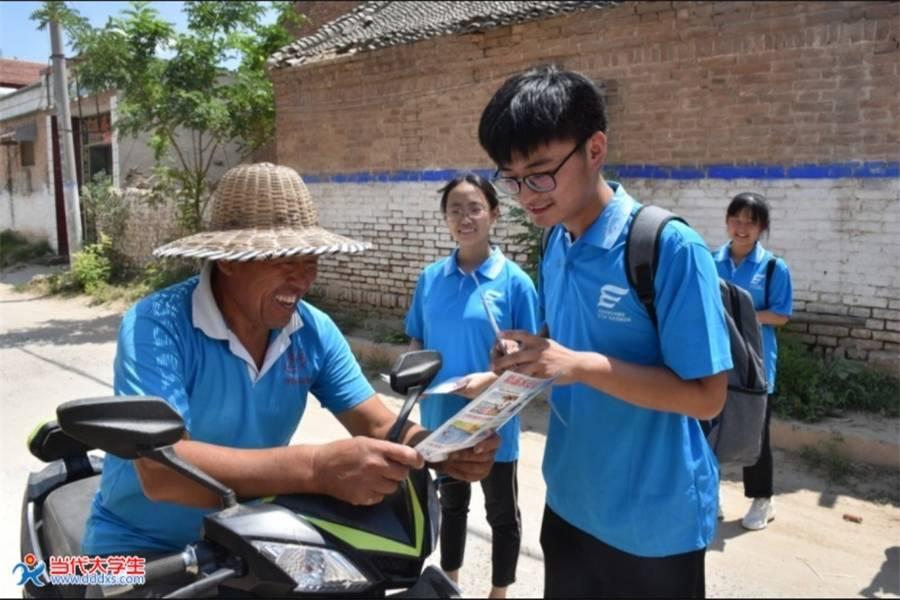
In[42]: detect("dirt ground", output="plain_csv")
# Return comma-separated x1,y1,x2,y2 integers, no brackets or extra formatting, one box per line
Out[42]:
1,265,898,598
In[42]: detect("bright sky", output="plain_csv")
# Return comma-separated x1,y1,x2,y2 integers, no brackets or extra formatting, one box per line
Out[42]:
0,1,277,68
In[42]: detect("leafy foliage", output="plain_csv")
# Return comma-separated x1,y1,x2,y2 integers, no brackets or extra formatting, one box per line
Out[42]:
32,1,302,232
775,333,899,422
81,172,128,245
503,200,543,283
72,234,114,294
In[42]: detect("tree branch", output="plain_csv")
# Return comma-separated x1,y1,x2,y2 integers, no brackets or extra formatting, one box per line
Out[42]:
198,140,220,218
167,130,191,176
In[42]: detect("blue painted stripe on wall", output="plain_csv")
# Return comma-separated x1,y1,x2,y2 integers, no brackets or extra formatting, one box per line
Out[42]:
299,161,899,183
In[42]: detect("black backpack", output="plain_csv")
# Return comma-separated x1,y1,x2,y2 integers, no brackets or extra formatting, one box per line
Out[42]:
540,205,769,466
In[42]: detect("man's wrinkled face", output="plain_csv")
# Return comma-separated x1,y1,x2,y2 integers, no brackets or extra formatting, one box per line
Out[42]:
219,256,319,330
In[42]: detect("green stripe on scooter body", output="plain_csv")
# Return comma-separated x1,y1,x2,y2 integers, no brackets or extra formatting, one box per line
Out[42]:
267,478,425,557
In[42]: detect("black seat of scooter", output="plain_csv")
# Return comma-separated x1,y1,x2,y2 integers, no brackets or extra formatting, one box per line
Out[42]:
43,475,100,557
29,420,94,462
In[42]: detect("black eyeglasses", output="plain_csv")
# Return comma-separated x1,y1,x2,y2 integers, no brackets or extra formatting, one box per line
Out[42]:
491,139,586,196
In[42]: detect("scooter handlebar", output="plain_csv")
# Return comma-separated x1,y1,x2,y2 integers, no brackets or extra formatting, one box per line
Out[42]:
142,551,191,583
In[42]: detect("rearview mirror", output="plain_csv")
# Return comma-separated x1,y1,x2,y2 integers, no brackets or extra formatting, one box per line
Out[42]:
57,396,237,507
386,351,443,444
389,351,442,396
56,396,184,459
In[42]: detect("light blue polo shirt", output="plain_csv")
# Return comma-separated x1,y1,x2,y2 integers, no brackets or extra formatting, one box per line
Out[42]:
405,247,540,462
83,265,373,555
714,242,793,394
540,182,733,557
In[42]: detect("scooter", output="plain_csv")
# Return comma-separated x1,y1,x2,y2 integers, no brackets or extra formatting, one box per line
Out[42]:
20,350,460,598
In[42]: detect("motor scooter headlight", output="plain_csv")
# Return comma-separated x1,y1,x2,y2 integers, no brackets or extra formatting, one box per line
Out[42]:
252,541,370,593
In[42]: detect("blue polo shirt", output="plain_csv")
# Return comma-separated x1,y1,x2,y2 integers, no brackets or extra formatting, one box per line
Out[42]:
540,183,733,557
714,242,793,394
83,266,373,555
405,247,540,462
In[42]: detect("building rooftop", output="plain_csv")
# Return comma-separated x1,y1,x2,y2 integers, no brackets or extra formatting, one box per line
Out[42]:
269,0,616,68
0,58,47,89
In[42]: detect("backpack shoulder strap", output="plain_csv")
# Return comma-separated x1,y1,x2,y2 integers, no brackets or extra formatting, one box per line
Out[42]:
764,256,777,309
625,205,685,327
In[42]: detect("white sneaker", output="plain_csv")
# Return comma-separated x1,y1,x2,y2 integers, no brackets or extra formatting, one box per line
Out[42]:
741,498,775,530
717,498,724,521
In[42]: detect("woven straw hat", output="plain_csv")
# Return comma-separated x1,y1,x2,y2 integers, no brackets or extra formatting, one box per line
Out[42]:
153,163,370,261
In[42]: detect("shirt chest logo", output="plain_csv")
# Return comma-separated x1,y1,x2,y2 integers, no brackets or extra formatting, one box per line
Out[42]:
597,284,632,323
598,284,628,309
750,273,765,289
482,290,503,304
284,347,312,385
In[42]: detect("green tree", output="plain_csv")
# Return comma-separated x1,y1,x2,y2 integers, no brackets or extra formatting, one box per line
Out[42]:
32,1,302,232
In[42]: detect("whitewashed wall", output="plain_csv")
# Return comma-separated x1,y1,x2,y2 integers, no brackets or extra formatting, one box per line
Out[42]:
307,176,900,368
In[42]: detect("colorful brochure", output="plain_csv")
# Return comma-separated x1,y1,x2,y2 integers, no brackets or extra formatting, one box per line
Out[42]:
414,370,554,463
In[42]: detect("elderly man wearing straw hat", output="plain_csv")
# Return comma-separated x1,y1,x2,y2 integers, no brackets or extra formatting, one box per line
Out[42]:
81,163,500,557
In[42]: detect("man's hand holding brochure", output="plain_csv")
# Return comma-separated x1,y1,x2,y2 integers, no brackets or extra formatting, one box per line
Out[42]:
414,370,554,463
412,271,555,463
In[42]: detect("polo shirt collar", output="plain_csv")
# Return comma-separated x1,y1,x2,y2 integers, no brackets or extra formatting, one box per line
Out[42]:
565,181,635,250
442,246,506,280
715,241,766,268
192,264,303,383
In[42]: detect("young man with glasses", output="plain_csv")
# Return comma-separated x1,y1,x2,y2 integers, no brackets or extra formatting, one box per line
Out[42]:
480,65,733,597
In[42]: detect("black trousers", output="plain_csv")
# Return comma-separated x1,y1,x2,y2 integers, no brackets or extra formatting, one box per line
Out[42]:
744,394,774,498
438,460,521,587
540,506,706,598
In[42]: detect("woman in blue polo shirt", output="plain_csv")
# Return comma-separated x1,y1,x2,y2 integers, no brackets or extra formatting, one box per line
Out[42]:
405,173,539,599
714,192,793,531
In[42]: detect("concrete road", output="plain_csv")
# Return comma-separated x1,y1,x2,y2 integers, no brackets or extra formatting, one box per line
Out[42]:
1,270,897,598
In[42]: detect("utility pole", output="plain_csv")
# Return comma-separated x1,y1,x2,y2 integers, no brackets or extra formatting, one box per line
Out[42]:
50,16,82,256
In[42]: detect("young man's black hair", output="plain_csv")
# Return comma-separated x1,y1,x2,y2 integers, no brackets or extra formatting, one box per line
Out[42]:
478,64,608,166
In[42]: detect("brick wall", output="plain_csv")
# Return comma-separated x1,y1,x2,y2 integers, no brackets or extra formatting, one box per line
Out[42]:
271,1,899,369
273,1,899,170
626,177,900,369
103,188,187,268
310,182,528,312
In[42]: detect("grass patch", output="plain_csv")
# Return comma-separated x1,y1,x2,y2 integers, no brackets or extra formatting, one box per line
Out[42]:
20,259,198,306
775,333,899,422
0,230,53,268
799,440,853,484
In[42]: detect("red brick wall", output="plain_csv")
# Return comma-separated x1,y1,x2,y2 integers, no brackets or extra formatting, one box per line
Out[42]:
273,1,899,172
270,1,900,369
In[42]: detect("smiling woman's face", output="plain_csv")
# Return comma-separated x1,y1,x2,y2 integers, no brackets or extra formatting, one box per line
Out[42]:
443,182,498,249
726,209,764,252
